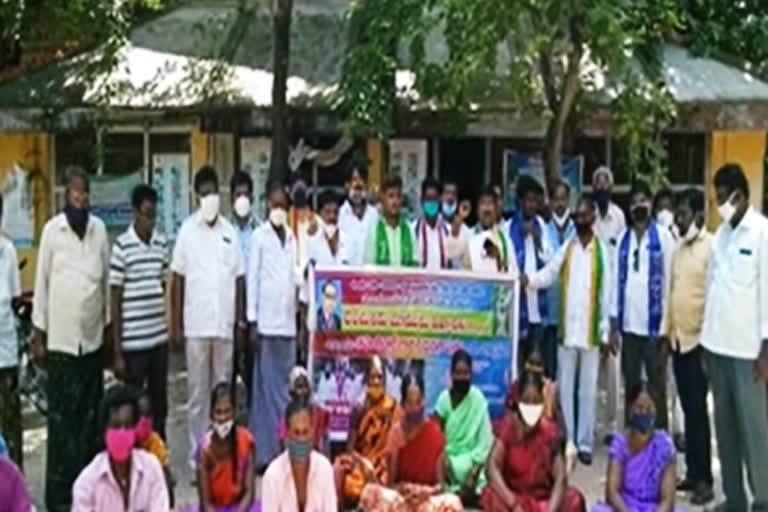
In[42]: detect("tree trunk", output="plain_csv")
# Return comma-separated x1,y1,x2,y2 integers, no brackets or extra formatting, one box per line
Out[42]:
268,0,293,185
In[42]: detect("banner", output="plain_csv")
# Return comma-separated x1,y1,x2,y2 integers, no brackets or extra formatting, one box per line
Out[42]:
502,151,584,214
90,171,144,232
0,164,34,248
389,139,428,221
152,154,190,241
309,267,519,442
240,137,271,222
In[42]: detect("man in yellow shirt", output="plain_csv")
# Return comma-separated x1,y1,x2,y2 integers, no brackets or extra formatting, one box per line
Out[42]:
664,188,713,505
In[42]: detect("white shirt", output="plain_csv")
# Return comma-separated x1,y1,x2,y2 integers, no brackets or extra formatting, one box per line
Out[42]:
518,217,552,324
33,214,110,356
445,222,471,269
701,207,768,359
593,202,627,247
611,223,674,337
529,235,611,348
261,451,337,512
300,229,349,304
413,218,449,270
338,201,378,266
0,238,21,368
247,223,298,337
467,227,520,277
171,212,244,340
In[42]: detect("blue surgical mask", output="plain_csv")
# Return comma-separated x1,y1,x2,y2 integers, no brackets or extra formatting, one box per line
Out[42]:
442,201,457,218
628,412,656,434
422,200,439,219
287,438,312,461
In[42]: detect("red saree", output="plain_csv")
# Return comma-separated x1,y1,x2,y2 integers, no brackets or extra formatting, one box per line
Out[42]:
481,415,584,512
388,418,444,485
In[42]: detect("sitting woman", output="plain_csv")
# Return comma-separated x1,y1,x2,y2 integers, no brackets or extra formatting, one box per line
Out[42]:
277,366,329,453
481,369,585,512
360,373,463,512
189,382,258,512
262,398,337,511
591,384,678,512
72,385,168,512
334,355,401,509
434,349,493,507
0,449,33,512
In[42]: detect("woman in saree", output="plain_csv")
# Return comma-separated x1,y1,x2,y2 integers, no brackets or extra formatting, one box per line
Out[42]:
591,384,679,512
434,349,493,507
334,356,401,509
187,382,258,512
481,369,585,512
360,373,464,512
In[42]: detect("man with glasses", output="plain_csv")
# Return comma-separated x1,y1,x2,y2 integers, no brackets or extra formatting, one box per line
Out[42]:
610,181,674,431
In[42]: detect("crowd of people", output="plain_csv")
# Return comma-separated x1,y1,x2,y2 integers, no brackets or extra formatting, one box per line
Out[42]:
0,158,767,512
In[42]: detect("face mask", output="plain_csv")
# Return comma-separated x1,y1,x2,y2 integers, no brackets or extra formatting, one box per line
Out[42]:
630,203,650,224
518,403,544,427
323,223,338,238
214,419,234,439
269,207,287,228
452,379,470,396
718,192,737,223
135,416,153,444
628,412,655,435
287,438,312,461
442,201,457,218
404,406,425,427
233,196,251,218
199,194,220,222
682,222,700,243
292,186,308,208
349,189,365,205
105,427,136,463
656,209,674,228
594,190,610,209
64,203,89,232
367,385,384,402
575,221,591,236
552,209,570,227
422,200,439,219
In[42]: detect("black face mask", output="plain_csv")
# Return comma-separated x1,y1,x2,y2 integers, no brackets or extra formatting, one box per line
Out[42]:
452,379,470,396
631,205,650,224
292,186,308,208
64,203,89,236
594,190,609,209
575,222,591,236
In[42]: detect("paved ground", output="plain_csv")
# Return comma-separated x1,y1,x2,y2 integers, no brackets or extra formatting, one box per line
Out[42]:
20,351,723,511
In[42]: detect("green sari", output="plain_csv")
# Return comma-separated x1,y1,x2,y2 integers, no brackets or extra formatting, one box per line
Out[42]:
434,385,493,494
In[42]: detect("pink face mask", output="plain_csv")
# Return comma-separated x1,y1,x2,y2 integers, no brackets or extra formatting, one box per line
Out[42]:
135,416,153,444
105,428,136,463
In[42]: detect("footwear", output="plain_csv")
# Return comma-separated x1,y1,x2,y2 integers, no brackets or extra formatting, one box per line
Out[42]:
676,478,695,492
674,432,686,453
577,451,593,466
690,483,714,506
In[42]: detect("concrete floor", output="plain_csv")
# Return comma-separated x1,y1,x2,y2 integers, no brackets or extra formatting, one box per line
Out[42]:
19,351,723,511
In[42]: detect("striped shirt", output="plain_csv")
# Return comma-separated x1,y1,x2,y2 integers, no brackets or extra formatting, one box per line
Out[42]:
109,226,169,351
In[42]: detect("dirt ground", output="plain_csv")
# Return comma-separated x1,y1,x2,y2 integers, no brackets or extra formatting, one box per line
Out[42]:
19,351,723,511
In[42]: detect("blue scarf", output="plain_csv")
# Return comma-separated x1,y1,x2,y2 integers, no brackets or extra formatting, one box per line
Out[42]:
616,222,664,338
509,214,549,337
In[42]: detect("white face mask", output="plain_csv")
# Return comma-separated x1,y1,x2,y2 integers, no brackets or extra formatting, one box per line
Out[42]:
519,402,544,427
233,196,251,218
199,194,220,222
683,222,700,243
717,192,737,223
552,208,570,227
656,209,674,228
323,223,338,238
213,419,234,439
269,207,287,227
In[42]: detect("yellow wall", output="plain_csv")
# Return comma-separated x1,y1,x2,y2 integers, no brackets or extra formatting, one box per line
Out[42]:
707,131,767,229
366,139,383,192
0,133,51,290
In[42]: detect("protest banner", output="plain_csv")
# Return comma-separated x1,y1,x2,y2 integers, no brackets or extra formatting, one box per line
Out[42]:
308,266,519,442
